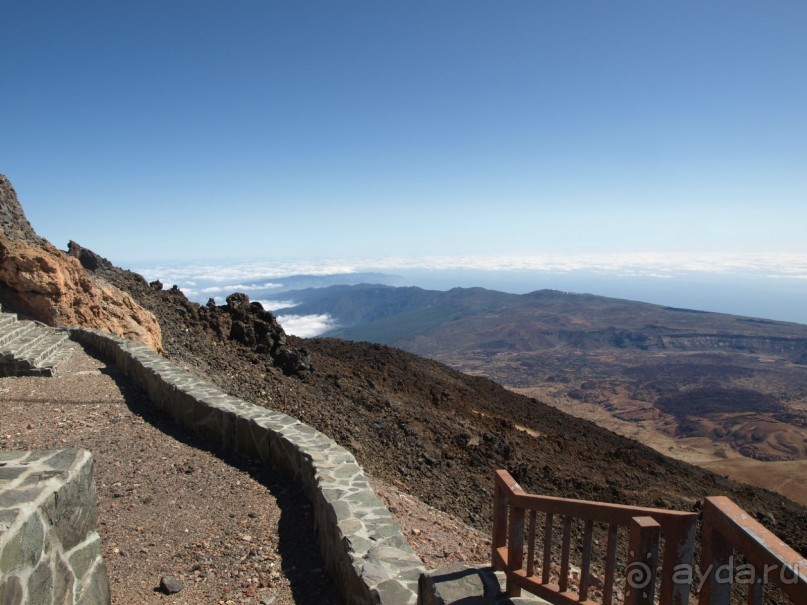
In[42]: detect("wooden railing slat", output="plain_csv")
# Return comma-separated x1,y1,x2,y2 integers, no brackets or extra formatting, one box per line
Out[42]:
748,574,764,605
698,520,732,605
579,519,594,601
527,510,538,577
602,523,618,605
559,516,573,593
659,517,697,605
543,512,554,584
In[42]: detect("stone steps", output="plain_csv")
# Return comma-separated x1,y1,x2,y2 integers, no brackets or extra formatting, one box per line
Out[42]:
0,319,35,348
17,331,71,370
2,323,52,356
419,564,551,605
0,313,18,330
0,306,72,377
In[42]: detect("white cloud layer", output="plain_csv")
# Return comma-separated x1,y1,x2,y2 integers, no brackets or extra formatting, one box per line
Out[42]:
136,252,807,285
135,261,359,286
276,314,337,338
198,282,282,293
256,300,298,311
355,252,807,276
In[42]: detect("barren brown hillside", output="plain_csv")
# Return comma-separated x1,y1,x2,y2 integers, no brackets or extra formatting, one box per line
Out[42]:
69,245,807,560
281,283,807,504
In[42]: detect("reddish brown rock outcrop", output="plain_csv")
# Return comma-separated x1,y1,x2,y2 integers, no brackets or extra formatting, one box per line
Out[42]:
0,175,163,352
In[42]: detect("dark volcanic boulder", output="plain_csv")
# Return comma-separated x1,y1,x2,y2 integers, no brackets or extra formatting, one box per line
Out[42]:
67,240,104,271
224,293,287,354
215,293,309,375
274,346,313,376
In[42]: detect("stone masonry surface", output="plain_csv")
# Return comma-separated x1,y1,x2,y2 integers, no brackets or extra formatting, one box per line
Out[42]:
68,327,426,605
418,563,548,605
0,448,110,605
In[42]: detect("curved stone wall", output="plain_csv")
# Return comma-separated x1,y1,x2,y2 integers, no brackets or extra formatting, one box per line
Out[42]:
68,328,424,605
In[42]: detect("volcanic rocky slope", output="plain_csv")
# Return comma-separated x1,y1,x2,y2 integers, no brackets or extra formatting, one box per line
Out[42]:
72,247,807,558
280,283,807,504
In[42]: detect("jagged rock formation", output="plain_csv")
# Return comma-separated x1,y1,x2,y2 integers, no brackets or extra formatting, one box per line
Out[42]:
67,240,311,376
0,175,45,245
214,293,312,375
0,175,162,352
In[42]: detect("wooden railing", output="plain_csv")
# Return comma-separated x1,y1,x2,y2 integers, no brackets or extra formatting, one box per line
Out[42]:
699,496,807,605
492,470,698,605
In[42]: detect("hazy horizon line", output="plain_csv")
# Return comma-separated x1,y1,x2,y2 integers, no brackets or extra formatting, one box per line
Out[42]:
133,251,807,285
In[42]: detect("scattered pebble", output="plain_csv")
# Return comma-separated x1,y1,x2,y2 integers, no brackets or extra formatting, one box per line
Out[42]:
159,575,184,594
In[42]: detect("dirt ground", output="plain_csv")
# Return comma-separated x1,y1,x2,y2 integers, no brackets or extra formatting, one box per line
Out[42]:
0,342,492,604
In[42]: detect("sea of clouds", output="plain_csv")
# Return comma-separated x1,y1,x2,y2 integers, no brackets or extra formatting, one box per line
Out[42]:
134,253,807,336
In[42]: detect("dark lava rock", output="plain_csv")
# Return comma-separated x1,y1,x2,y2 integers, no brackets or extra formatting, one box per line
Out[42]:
274,346,312,376
67,240,103,271
224,293,286,352
159,575,183,594
69,243,312,376
67,240,150,288
0,174,45,244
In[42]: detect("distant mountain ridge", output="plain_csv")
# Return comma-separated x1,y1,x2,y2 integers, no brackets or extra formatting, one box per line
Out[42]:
275,282,807,504
278,283,807,358
275,283,440,326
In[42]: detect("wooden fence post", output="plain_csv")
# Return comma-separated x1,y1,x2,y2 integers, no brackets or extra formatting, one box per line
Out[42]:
625,516,661,605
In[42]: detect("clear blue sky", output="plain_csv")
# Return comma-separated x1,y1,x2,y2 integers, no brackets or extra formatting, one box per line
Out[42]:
1,1,805,265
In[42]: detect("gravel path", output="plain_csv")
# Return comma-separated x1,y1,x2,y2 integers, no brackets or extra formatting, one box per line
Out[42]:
367,476,490,570
0,342,493,604
0,344,342,605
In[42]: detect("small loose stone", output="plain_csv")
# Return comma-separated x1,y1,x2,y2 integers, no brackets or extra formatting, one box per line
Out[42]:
160,575,184,594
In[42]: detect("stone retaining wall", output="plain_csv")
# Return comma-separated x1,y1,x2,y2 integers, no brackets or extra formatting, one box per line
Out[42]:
68,328,425,605
0,448,110,605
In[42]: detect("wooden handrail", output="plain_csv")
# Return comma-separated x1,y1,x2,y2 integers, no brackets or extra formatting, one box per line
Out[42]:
493,471,807,605
493,469,697,605
699,496,807,605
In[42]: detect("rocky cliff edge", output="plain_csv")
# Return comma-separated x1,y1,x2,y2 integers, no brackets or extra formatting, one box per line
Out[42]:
0,175,163,352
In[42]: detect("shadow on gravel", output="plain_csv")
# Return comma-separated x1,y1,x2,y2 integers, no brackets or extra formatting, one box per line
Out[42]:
84,347,344,605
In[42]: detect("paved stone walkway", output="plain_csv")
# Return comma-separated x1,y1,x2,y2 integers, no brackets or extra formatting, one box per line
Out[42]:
0,343,342,604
